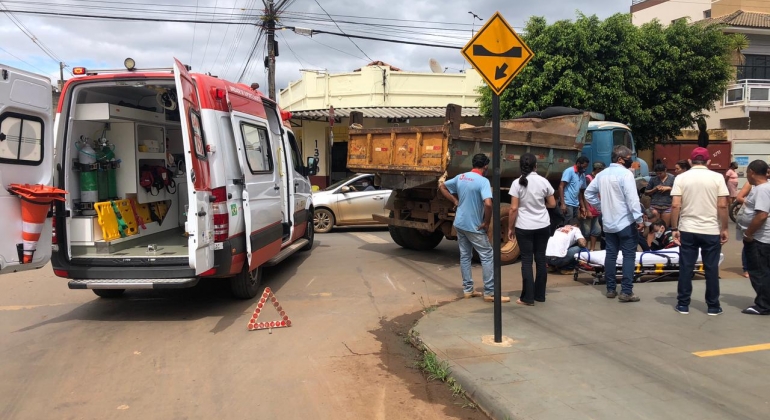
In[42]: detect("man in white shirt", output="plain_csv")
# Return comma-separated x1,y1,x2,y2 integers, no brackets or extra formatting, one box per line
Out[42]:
546,220,587,275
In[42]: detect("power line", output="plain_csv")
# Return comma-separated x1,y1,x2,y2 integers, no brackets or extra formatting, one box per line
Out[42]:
288,27,463,50
190,0,201,66
209,0,240,74
0,3,67,70
199,0,220,71
0,45,52,74
312,0,373,62
306,35,367,61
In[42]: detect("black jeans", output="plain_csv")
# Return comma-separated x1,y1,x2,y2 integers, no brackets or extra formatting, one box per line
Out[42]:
677,231,721,308
743,239,770,312
515,227,550,303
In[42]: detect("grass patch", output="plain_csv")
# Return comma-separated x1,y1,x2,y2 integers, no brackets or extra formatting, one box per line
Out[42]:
417,351,450,382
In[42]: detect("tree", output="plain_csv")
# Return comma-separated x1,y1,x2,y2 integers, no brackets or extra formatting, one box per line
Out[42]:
477,14,735,150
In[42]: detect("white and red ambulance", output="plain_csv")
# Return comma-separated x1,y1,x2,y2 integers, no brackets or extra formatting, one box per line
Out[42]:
0,59,318,298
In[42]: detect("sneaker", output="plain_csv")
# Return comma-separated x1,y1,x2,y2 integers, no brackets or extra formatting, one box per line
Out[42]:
484,295,511,303
707,307,723,316
463,291,483,299
559,269,575,275
674,305,689,314
741,306,770,315
606,290,618,299
618,293,640,302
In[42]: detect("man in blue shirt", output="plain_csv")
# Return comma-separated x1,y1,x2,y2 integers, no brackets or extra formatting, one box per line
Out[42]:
440,154,509,302
585,146,644,302
559,156,590,225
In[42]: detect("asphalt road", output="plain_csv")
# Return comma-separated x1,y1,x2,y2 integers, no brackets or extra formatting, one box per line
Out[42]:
0,225,744,420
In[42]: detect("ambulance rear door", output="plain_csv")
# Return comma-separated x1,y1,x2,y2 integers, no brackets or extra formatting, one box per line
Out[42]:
0,64,54,274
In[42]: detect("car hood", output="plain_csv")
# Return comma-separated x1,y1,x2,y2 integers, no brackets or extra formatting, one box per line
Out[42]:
311,189,336,206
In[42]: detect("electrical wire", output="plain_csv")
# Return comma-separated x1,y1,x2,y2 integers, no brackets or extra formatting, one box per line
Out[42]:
0,45,52,74
312,0,372,62
0,2,68,71
209,0,240,74
199,0,220,71
306,35,367,61
189,0,200,66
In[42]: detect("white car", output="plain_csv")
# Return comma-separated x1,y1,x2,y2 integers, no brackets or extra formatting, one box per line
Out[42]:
312,174,391,233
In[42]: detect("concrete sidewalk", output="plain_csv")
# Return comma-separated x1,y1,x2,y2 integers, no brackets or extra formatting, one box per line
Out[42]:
414,279,770,420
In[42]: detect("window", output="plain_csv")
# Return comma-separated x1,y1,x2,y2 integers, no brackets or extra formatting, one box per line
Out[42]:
612,129,633,150
737,55,770,80
0,113,44,165
583,131,592,145
189,110,207,159
348,176,376,191
287,131,302,172
263,103,283,136
241,123,273,173
703,9,711,19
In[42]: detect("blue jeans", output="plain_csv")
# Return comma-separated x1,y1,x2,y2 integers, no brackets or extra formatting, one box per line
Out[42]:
456,227,494,296
604,223,638,295
547,245,581,270
563,205,579,222
677,231,721,309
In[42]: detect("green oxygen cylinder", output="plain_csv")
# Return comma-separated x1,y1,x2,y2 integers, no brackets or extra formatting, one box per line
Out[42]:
78,142,99,206
97,142,117,200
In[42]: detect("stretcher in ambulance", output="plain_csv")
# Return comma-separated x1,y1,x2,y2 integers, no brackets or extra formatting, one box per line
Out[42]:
0,59,319,299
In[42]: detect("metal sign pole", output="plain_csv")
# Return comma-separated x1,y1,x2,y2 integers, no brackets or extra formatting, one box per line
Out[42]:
492,93,502,343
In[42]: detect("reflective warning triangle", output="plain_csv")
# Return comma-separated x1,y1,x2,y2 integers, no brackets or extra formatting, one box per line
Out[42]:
247,287,292,331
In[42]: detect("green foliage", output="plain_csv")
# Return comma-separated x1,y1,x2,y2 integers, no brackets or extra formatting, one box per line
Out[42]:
477,14,735,150
417,351,451,382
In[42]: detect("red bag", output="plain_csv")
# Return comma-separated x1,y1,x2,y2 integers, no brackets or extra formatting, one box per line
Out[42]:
139,166,158,195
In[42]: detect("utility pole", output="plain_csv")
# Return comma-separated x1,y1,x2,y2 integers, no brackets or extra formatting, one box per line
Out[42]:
266,0,277,100
59,62,64,91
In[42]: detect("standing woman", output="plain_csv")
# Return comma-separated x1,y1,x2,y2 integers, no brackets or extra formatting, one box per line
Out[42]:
725,162,739,206
508,153,557,305
674,160,691,176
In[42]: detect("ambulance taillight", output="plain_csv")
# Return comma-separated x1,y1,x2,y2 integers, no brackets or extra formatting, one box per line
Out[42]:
212,187,229,242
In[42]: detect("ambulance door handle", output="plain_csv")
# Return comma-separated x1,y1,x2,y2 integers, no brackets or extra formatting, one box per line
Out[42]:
294,182,299,188
274,185,280,191
208,195,216,203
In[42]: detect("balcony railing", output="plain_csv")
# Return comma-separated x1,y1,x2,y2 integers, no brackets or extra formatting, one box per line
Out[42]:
723,79,770,107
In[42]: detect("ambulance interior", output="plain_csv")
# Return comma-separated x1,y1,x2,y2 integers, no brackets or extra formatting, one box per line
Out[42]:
64,81,191,260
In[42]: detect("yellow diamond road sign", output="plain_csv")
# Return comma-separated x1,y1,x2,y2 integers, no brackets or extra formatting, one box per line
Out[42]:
462,12,534,96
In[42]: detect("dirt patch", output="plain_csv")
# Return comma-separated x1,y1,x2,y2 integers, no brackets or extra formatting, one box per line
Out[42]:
368,306,489,420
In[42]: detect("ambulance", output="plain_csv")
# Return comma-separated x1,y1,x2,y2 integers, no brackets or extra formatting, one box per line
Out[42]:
0,59,318,299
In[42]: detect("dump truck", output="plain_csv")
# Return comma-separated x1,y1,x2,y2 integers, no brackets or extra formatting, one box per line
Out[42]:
346,104,645,264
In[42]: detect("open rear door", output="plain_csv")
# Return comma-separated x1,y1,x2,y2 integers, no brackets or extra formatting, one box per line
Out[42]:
173,58,214,275
0,64,54,274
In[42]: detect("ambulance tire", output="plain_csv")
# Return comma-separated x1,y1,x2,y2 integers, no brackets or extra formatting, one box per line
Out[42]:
397,227,444,251
92,289,125,298
230,266,263,299
301,210,314,251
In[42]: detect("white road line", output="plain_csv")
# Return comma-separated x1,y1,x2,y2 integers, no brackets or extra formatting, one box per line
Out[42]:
384,274,396,290
306,277,316,288
0,303,67,311
349,232,390,244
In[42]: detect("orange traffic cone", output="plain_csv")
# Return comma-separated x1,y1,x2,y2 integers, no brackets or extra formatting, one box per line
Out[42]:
8,184,67,264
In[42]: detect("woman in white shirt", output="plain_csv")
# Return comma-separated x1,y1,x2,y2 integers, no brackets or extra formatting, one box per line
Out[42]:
508,153,557,305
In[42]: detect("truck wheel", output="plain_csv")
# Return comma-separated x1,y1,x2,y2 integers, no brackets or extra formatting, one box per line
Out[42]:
472,203,520,265
314,208,334,233
387,212,409,248
92,289,125,298
301,210,314,251
230,265,263,299
397,227,444,251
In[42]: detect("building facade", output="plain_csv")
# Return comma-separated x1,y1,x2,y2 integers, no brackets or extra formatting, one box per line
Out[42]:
278,62,485,188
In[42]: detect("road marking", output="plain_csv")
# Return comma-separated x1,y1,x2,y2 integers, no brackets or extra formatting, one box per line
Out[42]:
0,303,67,311
310,292,332,297
305,277,316,288
383,274,396,290
693,343,770,358
349,232,389,244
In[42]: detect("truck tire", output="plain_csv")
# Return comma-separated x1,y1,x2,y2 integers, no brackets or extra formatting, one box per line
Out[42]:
387,212,409,248
540,106,582,119
472,203,520,265
730,201,742,223
397,226,444,251
314,208,335,233
92,289,125,298
301,210,314,251
230,265,263,299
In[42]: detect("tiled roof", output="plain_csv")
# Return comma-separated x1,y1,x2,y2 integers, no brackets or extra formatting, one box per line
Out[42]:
701,10,770,29
289,107,482,120
353,61,403,72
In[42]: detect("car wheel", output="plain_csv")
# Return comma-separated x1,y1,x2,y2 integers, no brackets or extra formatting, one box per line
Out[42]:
301,210,314,251
314,208,335,233
230,265,263,299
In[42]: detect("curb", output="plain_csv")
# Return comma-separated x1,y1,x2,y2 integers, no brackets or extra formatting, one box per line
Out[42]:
409,326,515,420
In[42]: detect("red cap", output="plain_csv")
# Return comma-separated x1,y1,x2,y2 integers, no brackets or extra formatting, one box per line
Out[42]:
690,147,710,161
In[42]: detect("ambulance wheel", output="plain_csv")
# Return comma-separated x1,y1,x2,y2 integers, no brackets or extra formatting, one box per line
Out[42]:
301,210,314,251
314,208,335,233
92,289,125,298
230,266,263,299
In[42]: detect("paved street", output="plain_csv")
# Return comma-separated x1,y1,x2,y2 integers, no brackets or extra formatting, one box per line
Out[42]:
0,224,748,420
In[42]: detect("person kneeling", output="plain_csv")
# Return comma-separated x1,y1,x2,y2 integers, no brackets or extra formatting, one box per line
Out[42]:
545,220,587,275
649,219,678,251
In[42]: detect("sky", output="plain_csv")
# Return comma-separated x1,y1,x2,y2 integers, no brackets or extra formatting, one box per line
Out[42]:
0,0,632,104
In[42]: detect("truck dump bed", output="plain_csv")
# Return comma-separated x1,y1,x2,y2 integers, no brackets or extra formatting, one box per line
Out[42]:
347,104,593,186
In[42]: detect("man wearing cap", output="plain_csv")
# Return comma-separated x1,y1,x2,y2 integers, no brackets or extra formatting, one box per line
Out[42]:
440,154,509,302
670,147,729,316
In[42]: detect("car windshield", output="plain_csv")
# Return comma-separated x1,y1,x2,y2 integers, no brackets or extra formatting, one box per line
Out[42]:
323,175,363,191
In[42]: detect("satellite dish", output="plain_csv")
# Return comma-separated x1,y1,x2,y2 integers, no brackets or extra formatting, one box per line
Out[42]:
429,58,443,73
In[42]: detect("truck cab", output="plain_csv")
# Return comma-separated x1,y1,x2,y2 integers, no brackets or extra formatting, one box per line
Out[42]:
0,59,317,298
582,121,649,190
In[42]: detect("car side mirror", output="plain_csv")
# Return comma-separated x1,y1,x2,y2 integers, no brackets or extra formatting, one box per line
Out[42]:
340,186,351,193
306,156,319,176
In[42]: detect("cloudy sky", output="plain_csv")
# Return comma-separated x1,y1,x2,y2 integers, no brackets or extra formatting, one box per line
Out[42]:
0,0,631,103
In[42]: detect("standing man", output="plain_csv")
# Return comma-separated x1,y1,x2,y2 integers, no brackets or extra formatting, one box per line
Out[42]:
670,147,729,316
736,160,770,315
585,146,644,302
559,156,590,225
439,154,509,302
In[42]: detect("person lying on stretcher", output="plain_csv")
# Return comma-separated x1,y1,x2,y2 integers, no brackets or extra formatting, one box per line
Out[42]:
649,219,680,251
